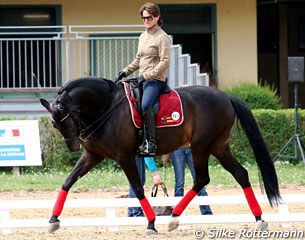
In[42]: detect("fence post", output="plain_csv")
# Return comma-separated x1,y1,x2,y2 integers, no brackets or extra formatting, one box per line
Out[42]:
66,40,70,82
0,209,12,235
12,166,20,176
105,207,118,231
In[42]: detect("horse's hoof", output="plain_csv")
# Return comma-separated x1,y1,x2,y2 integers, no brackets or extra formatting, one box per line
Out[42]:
168,216,179,232
256,220,268,230
48,221,60,233
144,228,158,236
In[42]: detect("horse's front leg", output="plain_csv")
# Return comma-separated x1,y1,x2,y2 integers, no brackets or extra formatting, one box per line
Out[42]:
48,152,103,233
119,156,157,236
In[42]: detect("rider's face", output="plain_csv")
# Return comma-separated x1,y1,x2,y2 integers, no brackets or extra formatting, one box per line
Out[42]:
142,10,159,29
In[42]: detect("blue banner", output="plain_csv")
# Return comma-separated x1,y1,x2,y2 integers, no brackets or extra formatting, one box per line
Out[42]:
0,145,26,161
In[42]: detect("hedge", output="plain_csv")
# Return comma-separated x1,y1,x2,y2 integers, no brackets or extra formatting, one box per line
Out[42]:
231,109,305,165
223,82,282,110
1,109,305,171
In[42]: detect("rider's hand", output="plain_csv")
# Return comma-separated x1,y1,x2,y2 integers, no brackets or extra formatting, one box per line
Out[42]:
115,71,126,83
138,75,145,84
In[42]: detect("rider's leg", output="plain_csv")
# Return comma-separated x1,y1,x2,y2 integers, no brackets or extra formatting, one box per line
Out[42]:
139,80,165,155
139,107,157,155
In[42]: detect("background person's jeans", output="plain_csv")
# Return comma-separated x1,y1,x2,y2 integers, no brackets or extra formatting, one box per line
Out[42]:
170,147,213,215
128,157,145,217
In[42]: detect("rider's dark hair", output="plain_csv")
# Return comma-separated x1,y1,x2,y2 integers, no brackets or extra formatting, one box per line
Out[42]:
139,2,163,27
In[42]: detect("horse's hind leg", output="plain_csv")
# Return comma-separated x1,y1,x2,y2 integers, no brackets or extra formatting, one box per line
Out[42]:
214,146,268,230
48,152,103,233
168,152,210,231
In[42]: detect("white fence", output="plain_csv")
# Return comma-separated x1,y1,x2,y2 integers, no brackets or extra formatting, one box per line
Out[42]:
1,194,304,234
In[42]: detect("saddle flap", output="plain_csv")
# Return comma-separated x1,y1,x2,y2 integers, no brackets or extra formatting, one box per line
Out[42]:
124,82,184,129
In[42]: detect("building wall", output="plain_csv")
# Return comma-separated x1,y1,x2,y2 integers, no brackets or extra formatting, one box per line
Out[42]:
0,0,257,89
216,0,257,88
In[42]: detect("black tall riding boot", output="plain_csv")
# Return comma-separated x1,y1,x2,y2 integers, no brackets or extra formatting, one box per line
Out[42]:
139,107,157,155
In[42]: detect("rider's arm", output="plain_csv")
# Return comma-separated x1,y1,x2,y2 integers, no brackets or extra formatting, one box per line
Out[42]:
144,157,158,173
144,157,162,185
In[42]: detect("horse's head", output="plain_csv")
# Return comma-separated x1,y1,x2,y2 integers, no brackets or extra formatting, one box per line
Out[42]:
201,62,218,88
40,77,120,151
40,91,81,152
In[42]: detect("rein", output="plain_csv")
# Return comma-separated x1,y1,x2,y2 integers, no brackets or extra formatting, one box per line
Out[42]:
78,79,140,141
78,93,127,142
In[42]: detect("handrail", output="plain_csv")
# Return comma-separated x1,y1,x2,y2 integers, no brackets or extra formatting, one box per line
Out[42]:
0,25,67,37
69,25,144,38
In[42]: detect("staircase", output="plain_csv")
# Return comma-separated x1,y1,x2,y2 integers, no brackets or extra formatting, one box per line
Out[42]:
167,44,209,88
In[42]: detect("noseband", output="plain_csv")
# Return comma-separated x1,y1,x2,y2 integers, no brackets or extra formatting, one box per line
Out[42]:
56,112,70,122
52,103,82,142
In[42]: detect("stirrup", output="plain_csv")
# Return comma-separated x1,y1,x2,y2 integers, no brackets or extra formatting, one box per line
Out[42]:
139,139,157,155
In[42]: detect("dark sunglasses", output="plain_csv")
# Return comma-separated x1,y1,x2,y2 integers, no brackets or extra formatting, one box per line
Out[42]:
141,15,154,21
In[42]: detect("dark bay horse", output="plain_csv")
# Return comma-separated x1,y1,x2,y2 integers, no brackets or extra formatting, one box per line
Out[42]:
40,77,281,235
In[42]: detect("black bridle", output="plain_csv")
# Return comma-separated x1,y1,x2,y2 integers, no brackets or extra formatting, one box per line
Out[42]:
53,94,127,143
53,79,142,142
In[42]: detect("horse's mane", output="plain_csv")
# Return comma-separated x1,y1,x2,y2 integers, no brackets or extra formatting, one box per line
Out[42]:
58,77,117,94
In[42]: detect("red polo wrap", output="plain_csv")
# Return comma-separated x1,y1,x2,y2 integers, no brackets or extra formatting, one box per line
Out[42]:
173,189,197,216
243,186,262,216
139,197,155,222
53,189,68,216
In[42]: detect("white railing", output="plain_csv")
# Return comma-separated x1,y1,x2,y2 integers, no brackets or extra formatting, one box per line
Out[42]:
1,194,304,234
0,25,67,37
0,25,209,91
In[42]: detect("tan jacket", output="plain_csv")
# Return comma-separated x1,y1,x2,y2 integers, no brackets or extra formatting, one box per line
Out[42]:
123,24,171,81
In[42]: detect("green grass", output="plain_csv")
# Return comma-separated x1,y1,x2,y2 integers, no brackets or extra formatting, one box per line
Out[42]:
0,162,304,191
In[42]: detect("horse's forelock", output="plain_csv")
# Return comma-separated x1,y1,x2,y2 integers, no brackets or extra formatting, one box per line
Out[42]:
54,91,71,108
50,90,70,121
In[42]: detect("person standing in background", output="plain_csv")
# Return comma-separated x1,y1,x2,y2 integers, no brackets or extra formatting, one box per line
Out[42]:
162,145,213,215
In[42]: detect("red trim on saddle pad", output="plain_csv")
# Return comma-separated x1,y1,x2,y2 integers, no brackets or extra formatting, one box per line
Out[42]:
123,82,184,128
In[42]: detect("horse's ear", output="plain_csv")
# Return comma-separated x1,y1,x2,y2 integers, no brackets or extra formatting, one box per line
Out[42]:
40,98,53,113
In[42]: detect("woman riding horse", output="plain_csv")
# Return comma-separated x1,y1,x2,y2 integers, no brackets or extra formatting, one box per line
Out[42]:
40,76,281,236
116,2,171,156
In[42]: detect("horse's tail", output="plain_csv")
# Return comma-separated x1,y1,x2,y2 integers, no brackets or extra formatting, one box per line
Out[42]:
230,96,281,206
